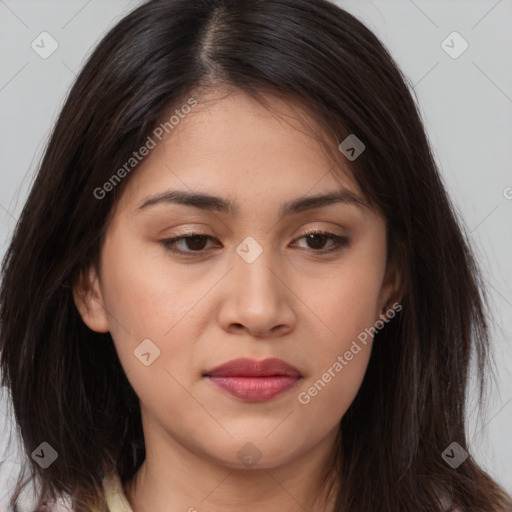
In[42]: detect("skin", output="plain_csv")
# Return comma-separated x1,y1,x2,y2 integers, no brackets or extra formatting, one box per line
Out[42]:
73,88,401,512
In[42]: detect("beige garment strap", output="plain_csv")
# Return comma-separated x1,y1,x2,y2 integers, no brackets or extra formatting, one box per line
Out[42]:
102,471,134,512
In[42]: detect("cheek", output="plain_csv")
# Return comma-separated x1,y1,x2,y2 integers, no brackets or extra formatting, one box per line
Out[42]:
293,242,386,351
294,298,375,430
296,346,371,425
99,242,209,438
292,240,386,420
324,232,387,334
101,218,207,326
98,229,205,375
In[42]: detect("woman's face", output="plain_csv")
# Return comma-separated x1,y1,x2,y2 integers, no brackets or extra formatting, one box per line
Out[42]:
75,89,397,473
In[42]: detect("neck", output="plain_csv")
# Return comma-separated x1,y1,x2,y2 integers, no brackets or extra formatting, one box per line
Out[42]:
124,426,340,512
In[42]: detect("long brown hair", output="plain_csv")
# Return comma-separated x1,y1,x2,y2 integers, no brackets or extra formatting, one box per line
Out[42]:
1,0,511,510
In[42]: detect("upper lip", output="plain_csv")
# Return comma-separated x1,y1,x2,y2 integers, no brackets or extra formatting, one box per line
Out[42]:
204,358,302,378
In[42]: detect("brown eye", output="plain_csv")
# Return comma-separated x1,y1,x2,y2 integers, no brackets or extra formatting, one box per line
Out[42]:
294,230,349,254
304,233,330,250
161,234,216,255
183,235,209,251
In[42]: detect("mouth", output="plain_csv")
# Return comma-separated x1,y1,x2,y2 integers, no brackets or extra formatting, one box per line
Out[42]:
203,357,303,402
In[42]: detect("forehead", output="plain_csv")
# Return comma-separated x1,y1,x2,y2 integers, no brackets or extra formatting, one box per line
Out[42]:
117,88,362,211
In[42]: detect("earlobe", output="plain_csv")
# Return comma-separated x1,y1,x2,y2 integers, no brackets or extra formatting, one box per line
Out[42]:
72,265,110,333
379,260,405,317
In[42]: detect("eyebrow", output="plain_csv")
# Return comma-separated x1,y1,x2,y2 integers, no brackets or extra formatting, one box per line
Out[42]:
136,188,368,218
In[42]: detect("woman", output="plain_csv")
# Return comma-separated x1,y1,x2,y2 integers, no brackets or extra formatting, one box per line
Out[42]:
1,0,510,510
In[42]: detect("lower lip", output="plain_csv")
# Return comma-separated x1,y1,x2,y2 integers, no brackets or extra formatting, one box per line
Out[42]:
206,376,301,402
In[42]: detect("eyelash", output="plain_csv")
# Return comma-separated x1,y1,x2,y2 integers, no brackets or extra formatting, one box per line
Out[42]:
160,230,349,257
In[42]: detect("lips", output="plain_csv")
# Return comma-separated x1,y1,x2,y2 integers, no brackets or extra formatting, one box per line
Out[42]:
204,357,302,378
203,358,302,402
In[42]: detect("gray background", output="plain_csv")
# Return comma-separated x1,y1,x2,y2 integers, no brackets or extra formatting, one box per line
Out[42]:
0,0,511,508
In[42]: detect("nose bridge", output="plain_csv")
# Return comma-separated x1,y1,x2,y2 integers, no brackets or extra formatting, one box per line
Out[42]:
233,235,282,307
216,234,297,338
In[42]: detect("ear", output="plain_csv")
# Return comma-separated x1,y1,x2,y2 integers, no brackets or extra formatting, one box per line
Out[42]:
378,253,405,315
72,265,110,333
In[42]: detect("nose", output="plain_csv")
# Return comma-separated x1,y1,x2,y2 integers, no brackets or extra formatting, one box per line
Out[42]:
217,245,296,339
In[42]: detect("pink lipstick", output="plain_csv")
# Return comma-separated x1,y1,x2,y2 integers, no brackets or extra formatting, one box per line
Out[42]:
203,357,302,402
